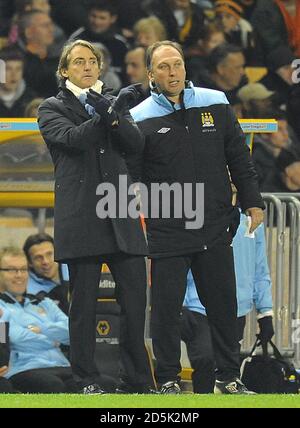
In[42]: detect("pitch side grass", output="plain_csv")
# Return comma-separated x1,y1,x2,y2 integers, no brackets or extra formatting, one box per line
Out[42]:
0,394,299,408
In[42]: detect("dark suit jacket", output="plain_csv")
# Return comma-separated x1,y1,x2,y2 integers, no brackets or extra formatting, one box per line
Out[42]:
38,85,148,261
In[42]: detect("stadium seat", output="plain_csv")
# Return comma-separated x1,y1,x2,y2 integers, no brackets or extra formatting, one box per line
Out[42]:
0,217,34,227
245,67,268,83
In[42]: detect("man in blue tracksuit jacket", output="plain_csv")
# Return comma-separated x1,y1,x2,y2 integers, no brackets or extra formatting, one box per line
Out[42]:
182,212,274,393
23,233,70,315
130,40,264,394
0,247,74,393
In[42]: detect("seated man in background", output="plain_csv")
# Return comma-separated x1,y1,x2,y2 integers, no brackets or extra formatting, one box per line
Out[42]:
0,47,36,118
251,110,299,191
0,247,74,393
181,189,274,394
23,233,69,315
237,82,275,119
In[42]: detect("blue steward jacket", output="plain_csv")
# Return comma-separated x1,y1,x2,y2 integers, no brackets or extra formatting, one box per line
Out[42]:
0,292,70,378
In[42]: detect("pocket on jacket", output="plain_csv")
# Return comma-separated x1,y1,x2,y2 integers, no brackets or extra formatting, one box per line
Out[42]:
54,175,84,220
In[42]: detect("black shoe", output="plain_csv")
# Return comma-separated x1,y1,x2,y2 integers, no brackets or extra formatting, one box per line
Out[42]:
159,381,181,394
115,382,158,394
214,378,256,395
80,383,107,394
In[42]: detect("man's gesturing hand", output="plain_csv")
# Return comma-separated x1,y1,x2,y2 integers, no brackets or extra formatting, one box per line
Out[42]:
114,83,144,112
245,207,264,233
86,90,119,127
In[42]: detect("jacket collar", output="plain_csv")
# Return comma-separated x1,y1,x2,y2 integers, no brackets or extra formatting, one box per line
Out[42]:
150,80,195,111
57,86,91,120
0,292,25,305
0,292,42,306
29,267,60,286
57,81,113,120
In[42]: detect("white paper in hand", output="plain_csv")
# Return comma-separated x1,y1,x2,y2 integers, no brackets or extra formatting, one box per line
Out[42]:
244,216,255,239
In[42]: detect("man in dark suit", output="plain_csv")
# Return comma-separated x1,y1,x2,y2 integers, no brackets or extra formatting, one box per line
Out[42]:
38,39,153,394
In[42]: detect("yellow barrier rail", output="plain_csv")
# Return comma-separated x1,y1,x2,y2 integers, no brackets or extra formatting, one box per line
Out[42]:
0,118,278,208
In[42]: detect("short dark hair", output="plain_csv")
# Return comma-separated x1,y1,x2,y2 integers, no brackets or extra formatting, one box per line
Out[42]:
146,40,184,71
23,233,54,261
208,43,244,72
0,46,24,62
88,0,117,15
127,45,147,65
15,0,36,14
57,39,102,84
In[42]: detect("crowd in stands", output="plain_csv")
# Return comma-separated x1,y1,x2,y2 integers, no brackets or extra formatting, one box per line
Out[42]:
0,0,300,187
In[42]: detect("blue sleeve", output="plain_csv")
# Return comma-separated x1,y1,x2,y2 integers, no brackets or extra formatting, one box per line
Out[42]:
39,299,70,345
0,302,61,352
253,225,273,314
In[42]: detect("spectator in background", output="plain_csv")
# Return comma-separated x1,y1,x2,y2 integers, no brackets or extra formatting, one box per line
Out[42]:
113,0,147,39
17,10,59,98
287,82,300,142
237,0,257,21
125,46,149,95
133,16,168,48
24,97,45,117
194,21,226,55
186,22,226,84
252,110,293,190
182,207,273,393
260,46,295,108
251,0,300,60
0,0,14,37
279,149,300,192
0,247,74,393
237,82,275,118
262,146,300,192
69,0,129,83
214,0,262,65
201,43,246,107
0,47,36,118
50,0,91,36
94,43,122,93
23,233,69,315
9,0,66,58
142,0,205,53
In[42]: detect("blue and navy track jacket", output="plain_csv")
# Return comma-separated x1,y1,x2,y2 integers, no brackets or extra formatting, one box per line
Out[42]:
130,82,264,257
0,293,70,378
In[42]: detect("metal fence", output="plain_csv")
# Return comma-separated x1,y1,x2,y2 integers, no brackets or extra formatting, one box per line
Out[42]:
242,193,300,366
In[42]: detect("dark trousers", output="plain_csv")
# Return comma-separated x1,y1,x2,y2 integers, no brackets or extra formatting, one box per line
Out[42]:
151,244,240,384
0,377,14,393
10,367,76,393
68,253,153,388
181,311,246,393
